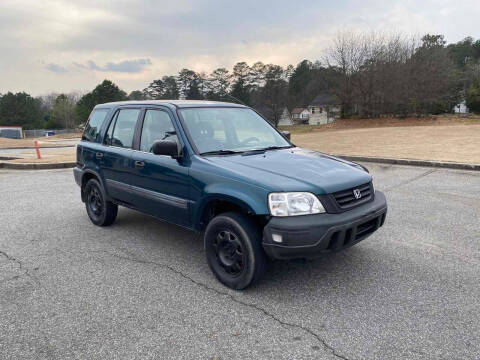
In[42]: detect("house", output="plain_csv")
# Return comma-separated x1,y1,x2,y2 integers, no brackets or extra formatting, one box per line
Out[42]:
290,94,341,126
453,100,469,114
278,107,293,126
308,94,341,125
291,107,310,124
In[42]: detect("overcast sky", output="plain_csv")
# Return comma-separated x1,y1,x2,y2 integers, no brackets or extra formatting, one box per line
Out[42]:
1,0,478,96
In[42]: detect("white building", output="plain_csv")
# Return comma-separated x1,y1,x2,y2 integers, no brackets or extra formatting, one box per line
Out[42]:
291,94,341,125
278,107,293,126
308,94,341,125
291,107,310,124
0,126,23,139
453,100,469,114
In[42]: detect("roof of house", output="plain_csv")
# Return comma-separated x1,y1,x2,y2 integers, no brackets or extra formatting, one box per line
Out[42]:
291,107,309,114
310,94,339,106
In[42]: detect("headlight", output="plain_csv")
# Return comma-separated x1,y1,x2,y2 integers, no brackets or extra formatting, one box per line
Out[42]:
268,192,325,216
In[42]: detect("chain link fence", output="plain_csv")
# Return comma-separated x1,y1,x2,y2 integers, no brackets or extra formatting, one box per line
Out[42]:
23,129,80,138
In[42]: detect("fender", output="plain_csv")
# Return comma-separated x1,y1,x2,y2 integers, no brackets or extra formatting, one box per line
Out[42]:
79,168,109,202
193,182,269,230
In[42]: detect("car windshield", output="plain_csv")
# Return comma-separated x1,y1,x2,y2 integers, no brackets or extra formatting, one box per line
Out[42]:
179,107,292,154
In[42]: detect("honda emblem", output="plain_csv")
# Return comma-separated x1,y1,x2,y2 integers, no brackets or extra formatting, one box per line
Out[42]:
353,189,362,199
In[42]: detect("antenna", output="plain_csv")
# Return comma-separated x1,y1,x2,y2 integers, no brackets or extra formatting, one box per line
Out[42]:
222,92,248,106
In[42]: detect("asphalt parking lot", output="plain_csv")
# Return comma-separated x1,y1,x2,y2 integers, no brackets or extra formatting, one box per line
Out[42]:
0,164,479,359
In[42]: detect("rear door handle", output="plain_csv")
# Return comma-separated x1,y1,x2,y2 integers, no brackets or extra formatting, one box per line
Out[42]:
96,152,103,159
135,161,145,169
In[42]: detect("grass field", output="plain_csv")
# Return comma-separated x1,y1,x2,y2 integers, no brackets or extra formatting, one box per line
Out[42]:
292,124,480,164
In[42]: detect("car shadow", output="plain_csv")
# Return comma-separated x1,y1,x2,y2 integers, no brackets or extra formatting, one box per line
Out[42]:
112,208,388,297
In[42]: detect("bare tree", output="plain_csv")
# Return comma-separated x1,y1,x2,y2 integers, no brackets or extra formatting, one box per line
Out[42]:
326,30,457,117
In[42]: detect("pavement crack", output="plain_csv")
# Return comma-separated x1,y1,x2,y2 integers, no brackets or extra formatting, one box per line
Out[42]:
0,249,44,289
0,275,22,285
0,249,25,270
384,168,436,191
95,250,350,360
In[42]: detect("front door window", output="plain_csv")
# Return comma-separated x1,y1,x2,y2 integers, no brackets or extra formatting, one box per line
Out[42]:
140,110,178,152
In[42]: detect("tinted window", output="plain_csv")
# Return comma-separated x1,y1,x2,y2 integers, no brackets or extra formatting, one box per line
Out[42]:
140,110,177,152
111,109,140,149
82,109,109,142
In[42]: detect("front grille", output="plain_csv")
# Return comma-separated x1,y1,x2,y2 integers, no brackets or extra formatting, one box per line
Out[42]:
332,182,373,210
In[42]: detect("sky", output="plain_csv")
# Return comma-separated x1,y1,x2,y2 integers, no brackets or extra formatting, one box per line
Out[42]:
0,0,479,96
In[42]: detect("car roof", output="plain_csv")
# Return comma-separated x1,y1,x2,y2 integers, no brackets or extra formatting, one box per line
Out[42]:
95,100,247,109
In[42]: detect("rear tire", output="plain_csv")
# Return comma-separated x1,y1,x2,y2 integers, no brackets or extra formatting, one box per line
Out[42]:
84,178,118,226
204,212,267,289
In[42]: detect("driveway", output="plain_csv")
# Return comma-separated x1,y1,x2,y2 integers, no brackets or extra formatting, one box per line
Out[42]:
0,164,479,359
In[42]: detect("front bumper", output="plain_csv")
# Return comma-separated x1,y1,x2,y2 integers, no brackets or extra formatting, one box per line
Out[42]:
262,191,387,259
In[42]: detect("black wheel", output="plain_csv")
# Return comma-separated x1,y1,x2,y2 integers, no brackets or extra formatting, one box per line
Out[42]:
84,178,118,226
204,212,267,289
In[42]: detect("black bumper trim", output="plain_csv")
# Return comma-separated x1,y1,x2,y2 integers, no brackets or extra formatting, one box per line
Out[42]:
73,167,84,187
262,191,387,259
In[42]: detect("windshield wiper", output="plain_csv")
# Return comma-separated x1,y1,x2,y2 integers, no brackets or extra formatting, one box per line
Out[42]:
200,149,243,156
240,145,294,156
252,145,294,152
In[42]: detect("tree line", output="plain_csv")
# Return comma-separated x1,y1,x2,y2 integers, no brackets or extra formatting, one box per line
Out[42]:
1,32,479,129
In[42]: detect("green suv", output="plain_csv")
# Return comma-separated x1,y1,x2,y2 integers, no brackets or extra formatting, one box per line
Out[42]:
73,100,387,289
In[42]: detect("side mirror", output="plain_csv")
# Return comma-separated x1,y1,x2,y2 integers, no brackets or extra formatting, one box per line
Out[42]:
152,140,181,159
281,131,291,141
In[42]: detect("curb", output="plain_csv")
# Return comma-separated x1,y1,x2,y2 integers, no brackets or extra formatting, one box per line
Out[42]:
0,162,76,170
335,155,480,171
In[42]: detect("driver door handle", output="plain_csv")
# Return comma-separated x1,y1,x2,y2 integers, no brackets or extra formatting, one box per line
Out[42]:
95,152,103,159
134,161,145,169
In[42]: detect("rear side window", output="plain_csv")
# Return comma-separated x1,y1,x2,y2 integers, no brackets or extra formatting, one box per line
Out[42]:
110,109,140,149
82,109,109,142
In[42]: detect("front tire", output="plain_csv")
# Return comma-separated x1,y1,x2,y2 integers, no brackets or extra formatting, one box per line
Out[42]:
84,178,118,226
204,212,267,289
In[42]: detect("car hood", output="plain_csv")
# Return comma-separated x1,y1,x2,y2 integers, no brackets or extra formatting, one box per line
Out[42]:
204,147,372,194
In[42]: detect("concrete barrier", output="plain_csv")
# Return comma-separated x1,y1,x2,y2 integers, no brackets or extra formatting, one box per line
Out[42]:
335,154,480,171
1,156,479,171
0,162,76,170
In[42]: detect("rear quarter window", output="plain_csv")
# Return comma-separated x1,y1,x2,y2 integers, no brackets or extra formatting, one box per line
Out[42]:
82,109,110,142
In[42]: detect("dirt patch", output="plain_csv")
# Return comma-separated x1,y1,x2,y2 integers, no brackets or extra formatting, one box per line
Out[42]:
0,133,81,149
293,124,480,164
3,148,76,164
